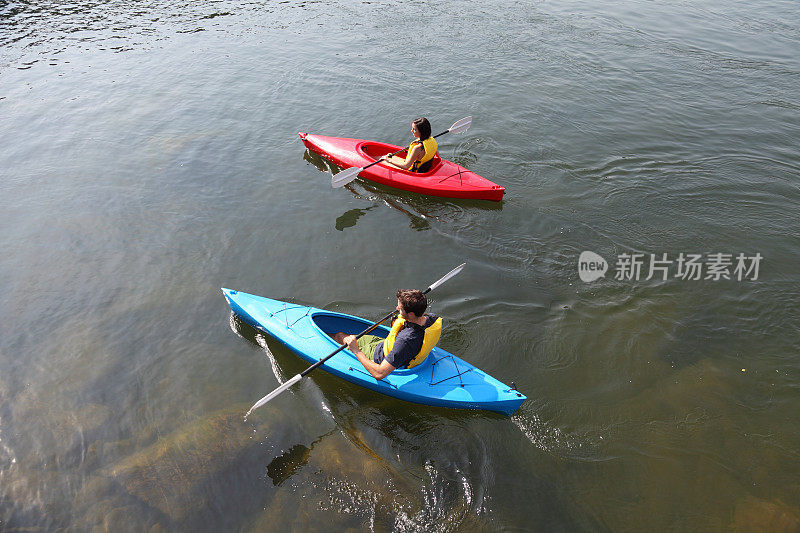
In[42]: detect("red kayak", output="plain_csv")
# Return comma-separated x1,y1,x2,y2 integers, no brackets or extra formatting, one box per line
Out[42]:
299,132,505,201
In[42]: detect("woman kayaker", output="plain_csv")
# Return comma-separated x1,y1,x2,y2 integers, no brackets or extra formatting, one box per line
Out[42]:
383,117,438,173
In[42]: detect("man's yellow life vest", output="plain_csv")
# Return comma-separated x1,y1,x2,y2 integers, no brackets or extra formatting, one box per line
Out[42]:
406,137,438,172
383,315,442,368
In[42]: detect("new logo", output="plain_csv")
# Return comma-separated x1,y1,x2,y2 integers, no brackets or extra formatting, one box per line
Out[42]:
578,251,608,282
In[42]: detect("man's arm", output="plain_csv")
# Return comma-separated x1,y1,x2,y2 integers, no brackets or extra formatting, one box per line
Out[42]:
345,335,396,380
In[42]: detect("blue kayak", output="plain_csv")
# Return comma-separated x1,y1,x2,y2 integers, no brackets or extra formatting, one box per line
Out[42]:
222,288,526,416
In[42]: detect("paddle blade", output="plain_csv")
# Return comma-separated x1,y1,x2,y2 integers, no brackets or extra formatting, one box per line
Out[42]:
245,373,303,417
425,262,466,293
447,116,472,135
331,166,361,188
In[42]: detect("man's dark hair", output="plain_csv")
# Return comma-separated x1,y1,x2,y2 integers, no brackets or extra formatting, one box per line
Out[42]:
397,289,427,317
413,117,432,141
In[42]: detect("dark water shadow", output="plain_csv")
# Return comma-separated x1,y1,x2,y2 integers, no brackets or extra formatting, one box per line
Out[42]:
335,205,376,231
265,429,335,486
265,442,311,486
302,147,330,173
304,149,431,230
340,185,431,231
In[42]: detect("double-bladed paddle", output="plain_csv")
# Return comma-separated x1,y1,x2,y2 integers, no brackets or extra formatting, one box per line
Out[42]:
330,116,473,189
245,262,466,417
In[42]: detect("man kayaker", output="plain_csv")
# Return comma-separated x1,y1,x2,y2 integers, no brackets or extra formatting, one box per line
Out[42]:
332,289,442,380
382,117,439,173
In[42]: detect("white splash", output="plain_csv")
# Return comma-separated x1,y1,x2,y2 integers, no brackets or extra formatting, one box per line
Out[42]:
255,333,285,385
0,416,16,467
513,412,581,454
228,312,240,335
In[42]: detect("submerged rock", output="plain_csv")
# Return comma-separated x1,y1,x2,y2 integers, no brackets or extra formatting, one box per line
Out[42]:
309,430,396,489
732,497,800,532
571,357,800,531
249,428,427,531
102,403,301,524
70,474,168,531
102,405,254,521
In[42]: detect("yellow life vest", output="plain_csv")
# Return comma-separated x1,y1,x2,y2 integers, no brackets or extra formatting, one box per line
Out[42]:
405,137,438,172
383,315,442,368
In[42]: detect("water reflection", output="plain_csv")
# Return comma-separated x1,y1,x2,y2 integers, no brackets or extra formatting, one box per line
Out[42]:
302,147,330,173
302,148,501,232
337,169,503,215
228,315,510,529
266,443,311,486
345,182,433,231
334,206,375,231
266,429,336,486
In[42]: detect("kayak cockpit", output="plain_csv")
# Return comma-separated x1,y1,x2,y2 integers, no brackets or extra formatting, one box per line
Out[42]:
311,311,389,341
357,141,443,175
309,311,431,374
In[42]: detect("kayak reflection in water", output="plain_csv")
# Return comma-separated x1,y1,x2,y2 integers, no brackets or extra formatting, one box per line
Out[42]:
382,117,439,173
331,289,442,380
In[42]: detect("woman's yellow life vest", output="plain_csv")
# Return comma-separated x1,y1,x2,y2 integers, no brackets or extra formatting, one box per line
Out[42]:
383,315,442,368
405,137,438,172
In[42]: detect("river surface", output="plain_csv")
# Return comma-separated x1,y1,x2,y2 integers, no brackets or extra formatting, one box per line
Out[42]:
2,0,799,530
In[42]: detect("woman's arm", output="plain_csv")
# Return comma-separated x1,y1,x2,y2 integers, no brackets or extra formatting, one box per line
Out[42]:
383,143,424,170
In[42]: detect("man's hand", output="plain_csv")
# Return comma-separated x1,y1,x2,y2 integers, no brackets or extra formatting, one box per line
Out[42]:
343,334,359,353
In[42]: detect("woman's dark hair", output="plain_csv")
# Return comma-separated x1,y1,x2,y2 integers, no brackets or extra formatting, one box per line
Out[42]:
413,117,432,141
397,289,427,317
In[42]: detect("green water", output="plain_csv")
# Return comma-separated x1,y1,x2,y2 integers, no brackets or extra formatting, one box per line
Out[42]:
1,0,799,530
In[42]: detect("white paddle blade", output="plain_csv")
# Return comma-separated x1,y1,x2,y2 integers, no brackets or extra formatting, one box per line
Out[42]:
245,374,303,416
448,116,472,135
426,262,466,293
331,166,361,188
